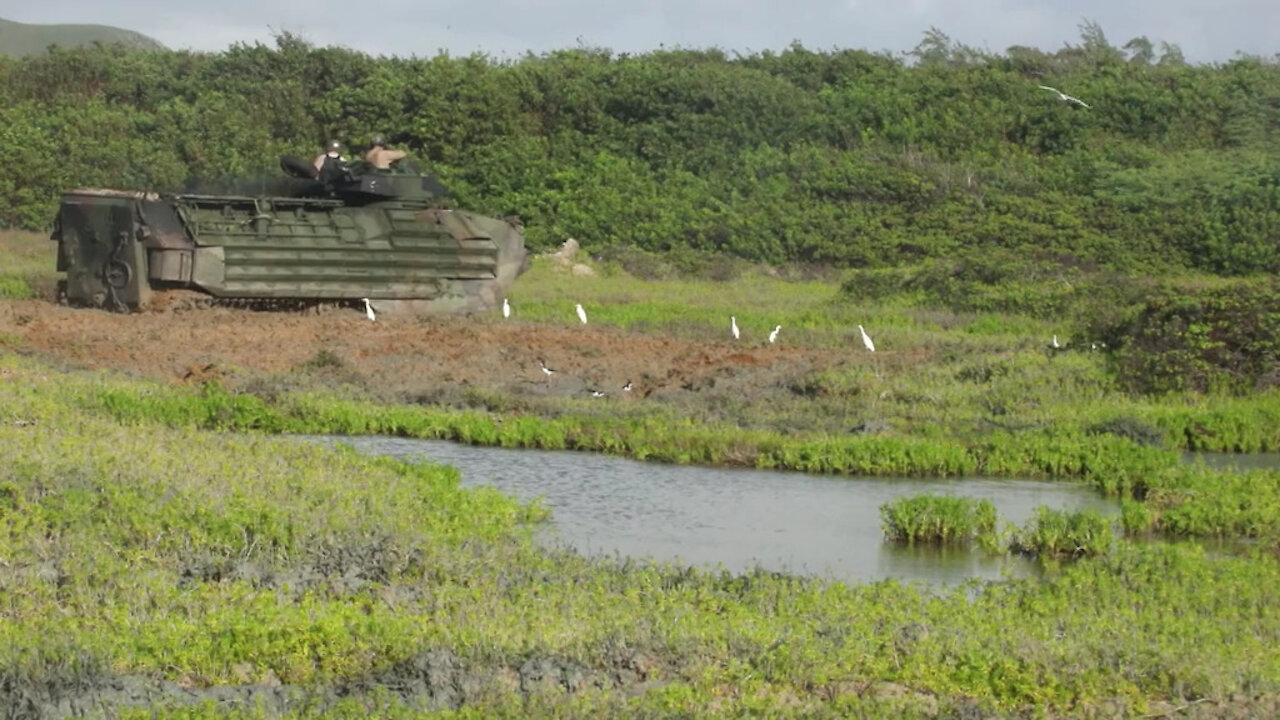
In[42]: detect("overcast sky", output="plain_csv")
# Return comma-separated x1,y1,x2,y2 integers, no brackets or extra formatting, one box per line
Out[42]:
7,1,1277,65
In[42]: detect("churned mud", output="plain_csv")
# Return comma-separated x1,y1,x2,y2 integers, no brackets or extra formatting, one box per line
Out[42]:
0,293,861,407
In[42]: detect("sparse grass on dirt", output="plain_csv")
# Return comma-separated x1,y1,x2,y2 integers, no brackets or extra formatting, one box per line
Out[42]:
0,229,56,300
2,355,1279,719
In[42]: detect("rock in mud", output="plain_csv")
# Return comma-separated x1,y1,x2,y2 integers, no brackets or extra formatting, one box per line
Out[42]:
547,238,580,268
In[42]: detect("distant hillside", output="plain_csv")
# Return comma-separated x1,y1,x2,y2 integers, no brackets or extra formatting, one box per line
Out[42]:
0,17,166,57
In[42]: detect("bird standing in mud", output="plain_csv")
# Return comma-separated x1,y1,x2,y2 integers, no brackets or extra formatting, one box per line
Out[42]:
731,316,740,340
576,303,588,325
769,325,781,344
502,297,511,318
362,298,376,322
859,324,875,352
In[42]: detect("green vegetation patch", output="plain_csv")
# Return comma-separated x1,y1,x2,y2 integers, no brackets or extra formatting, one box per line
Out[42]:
1011,507,1117,559
0,229,57,299
880,494,997,545
1092,278,1280,395
0,31,1278,278
3,356,1280,716
42,360,1275,541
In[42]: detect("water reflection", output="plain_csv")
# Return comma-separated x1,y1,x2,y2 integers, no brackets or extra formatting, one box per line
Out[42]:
298,435,1119,586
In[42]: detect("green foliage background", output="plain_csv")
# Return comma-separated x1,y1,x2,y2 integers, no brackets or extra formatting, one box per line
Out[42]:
1,22,1277,274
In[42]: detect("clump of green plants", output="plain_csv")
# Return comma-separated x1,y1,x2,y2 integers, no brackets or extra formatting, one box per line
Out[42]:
880,494,997,545
0,274,33,299
1010,506,1116,559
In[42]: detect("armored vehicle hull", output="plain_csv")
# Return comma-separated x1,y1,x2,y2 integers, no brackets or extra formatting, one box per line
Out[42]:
51,162,530,315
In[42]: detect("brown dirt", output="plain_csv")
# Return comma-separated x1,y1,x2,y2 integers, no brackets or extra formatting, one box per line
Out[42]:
0,294,861,404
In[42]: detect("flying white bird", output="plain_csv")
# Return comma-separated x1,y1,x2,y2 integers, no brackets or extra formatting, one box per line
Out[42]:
769,324,781,344
858,324,875,352
575,303,588,325
731,316,740,340
1038,85,1091,108
502,297,511,318
362,298,376,322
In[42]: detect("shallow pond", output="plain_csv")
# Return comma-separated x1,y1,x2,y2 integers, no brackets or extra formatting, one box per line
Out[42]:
300,435,1121,586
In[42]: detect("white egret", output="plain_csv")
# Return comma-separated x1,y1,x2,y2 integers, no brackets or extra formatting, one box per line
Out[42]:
768,324,781,344
575,303,588,325
1052,334,1060,349
731,316,740,340
362,298,376,322
1038,85,1091,108
502,297,511,318
858,324,875,352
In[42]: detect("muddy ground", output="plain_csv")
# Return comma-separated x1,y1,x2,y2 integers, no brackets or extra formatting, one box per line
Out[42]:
0,292,865,411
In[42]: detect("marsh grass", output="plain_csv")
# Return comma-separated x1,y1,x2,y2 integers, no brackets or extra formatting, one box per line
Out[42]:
26,356,1262,541
3,356,1280,716
880,495,998,546
1011,507,1117,559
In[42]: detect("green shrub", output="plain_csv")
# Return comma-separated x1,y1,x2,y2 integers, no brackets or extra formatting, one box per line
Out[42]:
880,494,998,545
1011,507,1115,558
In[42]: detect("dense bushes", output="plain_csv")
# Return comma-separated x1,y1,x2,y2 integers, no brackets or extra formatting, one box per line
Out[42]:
1093,279,1280,394
1,28,1278,272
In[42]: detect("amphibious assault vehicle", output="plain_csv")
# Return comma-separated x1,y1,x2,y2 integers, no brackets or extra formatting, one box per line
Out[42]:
50,155,530,315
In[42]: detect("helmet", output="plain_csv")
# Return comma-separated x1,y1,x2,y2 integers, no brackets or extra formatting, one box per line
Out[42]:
370,133,386,147
325,139,342,153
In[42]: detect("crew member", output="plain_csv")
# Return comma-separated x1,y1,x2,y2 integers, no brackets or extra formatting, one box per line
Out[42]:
313,139,345,176
364,134,407,170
